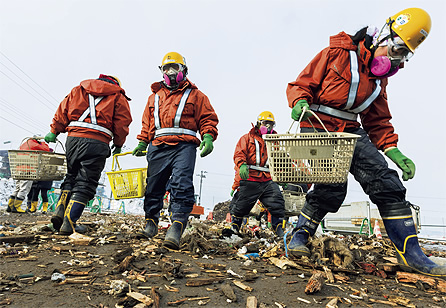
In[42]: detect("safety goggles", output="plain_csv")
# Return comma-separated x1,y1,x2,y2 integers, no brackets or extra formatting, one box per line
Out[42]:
160,63,184,73
387,36,413,62
260,120,275,128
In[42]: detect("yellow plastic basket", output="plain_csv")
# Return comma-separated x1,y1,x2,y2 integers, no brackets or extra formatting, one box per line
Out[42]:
264,111,360,184
8,137,67,181
106,152,147,200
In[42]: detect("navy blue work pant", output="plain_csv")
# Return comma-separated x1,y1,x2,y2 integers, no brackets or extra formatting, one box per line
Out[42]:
61,137,110,204
230,180,285,218
143,142,197,219
301,127,407,222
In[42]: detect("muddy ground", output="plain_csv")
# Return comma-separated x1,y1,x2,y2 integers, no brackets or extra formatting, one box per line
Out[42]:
0,210,445,308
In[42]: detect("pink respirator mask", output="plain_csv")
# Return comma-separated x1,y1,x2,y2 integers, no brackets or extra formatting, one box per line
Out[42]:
161,63,185,86
371,36,412,78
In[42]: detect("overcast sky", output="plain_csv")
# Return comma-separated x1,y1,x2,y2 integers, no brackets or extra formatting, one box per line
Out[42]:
1,0,445,228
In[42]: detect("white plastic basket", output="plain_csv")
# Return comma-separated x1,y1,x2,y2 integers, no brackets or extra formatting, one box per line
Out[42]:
283,186,306,217
8,137,67,181
264,110,360,184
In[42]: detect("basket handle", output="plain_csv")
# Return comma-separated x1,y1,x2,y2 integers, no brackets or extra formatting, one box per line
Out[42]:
111,151,147,172
19,136,66,153
287,107,331,135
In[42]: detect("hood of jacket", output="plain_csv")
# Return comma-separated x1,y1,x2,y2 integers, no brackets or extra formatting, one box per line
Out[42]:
80,79,131,100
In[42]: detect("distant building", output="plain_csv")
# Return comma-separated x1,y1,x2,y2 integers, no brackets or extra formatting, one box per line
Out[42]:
0,150,11,178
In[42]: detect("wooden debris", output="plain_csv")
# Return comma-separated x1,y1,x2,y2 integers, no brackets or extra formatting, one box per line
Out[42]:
116,255,134,272
164,285,179,292
305,271,325,294
396,271,446,293
297,297,311,304
269,256,300,270
369,298,398,306
127,291,154,306
196,262,226,270
326,297,338,308
151,287,160,308
233,280,253,292
387,295,415,307
246,296,257,308
323,266,335,283
68,232,94,245
221,283,237,302
185,277,224,287
378,263,400,272
0,235,34,244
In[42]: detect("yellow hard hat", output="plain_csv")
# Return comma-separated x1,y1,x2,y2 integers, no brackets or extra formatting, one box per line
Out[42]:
257,111,275,122
161,52,186,67
110,76,121,87
388,8,431,52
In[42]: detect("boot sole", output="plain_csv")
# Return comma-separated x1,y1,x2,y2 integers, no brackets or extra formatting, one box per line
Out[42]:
162,239,180,250
135,231,157,239
51,216,63,231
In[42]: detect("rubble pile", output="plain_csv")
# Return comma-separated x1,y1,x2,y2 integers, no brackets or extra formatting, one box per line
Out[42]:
0,211,445,307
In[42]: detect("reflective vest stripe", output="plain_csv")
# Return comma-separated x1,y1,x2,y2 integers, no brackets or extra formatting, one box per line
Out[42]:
154,89,196,138
309,50,382,121
68,94,113,137
248,139,269,172
68,121,114,137
345,51,360,110
349,80,381,113
310,104,357,121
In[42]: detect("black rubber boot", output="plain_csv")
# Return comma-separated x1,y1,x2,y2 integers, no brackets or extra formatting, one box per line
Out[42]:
136,218,159,239
381,203,446,278
271,216,285,238
162,212,189,250
51,190,71,231
59,199,87,235
287,213,320,257
11,197,26,213
222,215,243,237
6,196,14,212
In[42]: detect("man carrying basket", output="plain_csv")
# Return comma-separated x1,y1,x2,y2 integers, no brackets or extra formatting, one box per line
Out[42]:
226,111,286,238
286,8,446,277
132,52,218,250
45,74,132,235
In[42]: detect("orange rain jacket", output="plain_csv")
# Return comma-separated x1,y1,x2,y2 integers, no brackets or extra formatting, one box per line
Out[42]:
231,168,241,191
50,79,132,147
233,126,274,182
137,79,218,146
286,31,398,151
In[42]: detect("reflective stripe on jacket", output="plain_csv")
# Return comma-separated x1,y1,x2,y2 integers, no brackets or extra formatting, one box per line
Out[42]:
233,126,272,182
286,30,398,151
137,79,219,146
50,79,132,146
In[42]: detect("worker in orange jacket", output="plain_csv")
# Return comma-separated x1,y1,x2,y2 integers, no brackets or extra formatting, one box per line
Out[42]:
45,74,132,235
132,52,218,250
286,8,445,277
228,111,285,238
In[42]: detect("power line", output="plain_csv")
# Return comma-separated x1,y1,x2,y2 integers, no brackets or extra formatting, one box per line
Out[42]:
0,61,58,108
0,98,49,132
0,115,37,135
0,109,47,134
0,51,60,104
0,70,56,112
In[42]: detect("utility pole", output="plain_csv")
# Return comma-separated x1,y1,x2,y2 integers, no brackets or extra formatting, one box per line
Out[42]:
196,170,207,206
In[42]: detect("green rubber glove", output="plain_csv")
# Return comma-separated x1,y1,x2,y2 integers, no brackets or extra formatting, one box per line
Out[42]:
132,141,148,156
44,132,57,143
230,190,235,197
199,134,214,157
239,163,249,180
291,99,311,121
111,144,122,156
385,147,416,181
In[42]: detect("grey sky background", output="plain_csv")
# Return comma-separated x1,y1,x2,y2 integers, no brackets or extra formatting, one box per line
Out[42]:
1,0,445,230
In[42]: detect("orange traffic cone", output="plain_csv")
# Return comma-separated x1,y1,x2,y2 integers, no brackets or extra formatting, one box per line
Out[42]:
374,220,382,239
225,212,232,223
